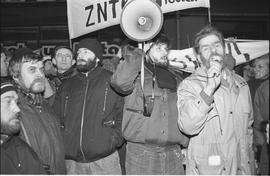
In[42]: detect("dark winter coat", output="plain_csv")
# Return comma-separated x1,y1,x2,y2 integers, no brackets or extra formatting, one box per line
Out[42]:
53,66,124,162
17,89,66,174
1,135,46,174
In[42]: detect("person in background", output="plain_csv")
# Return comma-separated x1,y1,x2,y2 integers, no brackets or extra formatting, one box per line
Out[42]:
53,38,124,174
51,46,77,91
111,33,189,175
252,54,269,175
1,46,12,78
8,47,66,174
177,25,255,175
1,78,46,174
43,55,57,80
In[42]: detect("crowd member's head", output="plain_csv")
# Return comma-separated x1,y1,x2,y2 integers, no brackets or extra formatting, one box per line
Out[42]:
194,25,225,70
43,56,57,77
1,78,20,135
1,46,12,77
145,33,171,66
8,48,46,94
76,38,103,73
52,46,75,74
253,54,269,80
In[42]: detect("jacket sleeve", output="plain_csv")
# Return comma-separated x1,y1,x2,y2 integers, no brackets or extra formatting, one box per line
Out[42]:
110,46,143,95
239,83,255,175
177,79,213,135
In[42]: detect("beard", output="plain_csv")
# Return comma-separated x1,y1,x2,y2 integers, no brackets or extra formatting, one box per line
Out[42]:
1,114,21,135
29,77,45,93
148,55,169,68
76,59,97,73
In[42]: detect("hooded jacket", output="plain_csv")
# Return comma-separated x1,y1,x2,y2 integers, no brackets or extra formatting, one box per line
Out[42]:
53,66,124,162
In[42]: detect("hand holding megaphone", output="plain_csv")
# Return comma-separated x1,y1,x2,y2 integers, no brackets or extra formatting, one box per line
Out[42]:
204,55,222,96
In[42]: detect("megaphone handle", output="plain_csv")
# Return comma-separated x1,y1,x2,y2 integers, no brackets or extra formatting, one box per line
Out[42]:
139,42,145,90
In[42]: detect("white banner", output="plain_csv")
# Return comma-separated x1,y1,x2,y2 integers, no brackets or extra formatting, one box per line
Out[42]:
67,0,210,39
168,39,269,73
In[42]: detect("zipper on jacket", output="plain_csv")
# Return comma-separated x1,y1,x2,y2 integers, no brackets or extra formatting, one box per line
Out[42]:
214,103,223,136
63,96,69,118
103,83,108,114
80,75,89,161
61,96,69,129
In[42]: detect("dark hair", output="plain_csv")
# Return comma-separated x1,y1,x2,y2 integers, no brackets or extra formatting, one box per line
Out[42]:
151,33,171,49
9,48,42,78
52,45,73,58
193,25,225,55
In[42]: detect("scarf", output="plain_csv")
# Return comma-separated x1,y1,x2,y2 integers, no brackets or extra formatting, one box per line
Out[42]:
144,60,177,92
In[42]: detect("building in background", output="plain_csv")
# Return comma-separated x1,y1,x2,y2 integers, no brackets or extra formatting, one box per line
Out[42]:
0,0,269,59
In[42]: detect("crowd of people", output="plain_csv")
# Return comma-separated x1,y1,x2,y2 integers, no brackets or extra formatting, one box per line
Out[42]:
1,25,269,175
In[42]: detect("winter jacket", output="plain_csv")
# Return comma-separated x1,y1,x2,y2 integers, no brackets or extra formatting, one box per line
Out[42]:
1,135,46,174
17,89,66,174
53,66,124,162
177,67,255,175
110,47,189,147
50,65,78,92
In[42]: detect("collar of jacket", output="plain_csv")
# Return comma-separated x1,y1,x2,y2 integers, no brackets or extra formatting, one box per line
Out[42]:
144,60,177,92
57,65,77,80
76,65,104,80
14,82,43,108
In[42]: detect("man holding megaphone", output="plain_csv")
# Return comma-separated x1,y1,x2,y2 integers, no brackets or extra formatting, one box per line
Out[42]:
111,34,189,175
177,25,255,175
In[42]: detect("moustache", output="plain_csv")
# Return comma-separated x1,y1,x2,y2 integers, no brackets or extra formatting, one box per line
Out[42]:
33,77,45,84
30,77,45,88
210,53,223,63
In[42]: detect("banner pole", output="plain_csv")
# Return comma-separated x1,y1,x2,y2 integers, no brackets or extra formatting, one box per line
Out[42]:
69,39,72,51
176,11,181,49
208,0,211,25
208,8,211,25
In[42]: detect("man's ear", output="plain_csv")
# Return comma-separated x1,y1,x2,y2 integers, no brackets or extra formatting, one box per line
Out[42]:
52,58,56,65
71,59,76,65
12,75,20,84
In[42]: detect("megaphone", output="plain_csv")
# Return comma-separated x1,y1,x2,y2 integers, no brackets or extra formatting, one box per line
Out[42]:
120,0,163,42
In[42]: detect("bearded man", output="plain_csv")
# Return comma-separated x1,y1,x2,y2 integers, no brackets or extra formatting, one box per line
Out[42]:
53,38,124,174
177,25,255,175
8,48,66,174
110,33,189,175
1,78,46,174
